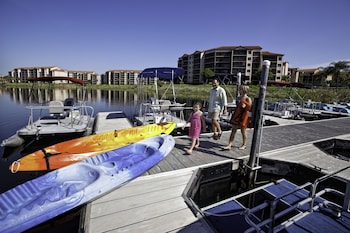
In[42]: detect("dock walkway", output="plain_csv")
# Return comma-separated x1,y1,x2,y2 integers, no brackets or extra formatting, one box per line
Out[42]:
82,117,350,233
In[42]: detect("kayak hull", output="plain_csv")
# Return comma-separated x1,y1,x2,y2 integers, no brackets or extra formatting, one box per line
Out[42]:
0,134,175,233
11,122,176,172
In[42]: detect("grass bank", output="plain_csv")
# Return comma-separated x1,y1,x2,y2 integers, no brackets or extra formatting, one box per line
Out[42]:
118,83,350,104
3,82,350,104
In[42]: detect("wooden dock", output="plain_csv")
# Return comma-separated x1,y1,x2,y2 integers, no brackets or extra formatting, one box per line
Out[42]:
81,116,350,233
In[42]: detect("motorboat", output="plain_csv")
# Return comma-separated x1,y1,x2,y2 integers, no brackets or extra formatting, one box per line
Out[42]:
136,98,187,127
1,77,95,147
16,98,94,138
183,160,350,233
264,98,301,119
298,100,350,120
134,67,188,129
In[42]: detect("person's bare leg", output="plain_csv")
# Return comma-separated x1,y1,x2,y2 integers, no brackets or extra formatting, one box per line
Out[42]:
195,138,200,148
209,112,217,137
213,119,221,132
214,119,222,134
211,119,217,133
212,118,223,140
187,139,197,154
239,128,247,150
224,125,238,149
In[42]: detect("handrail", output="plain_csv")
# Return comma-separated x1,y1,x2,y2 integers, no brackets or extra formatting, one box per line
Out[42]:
243,182,313,233
243,166,350,233
138,101,186,124
244,187,347,233
267,182,312,231
310,165,350,212
67,105,94,127
25,101,94,129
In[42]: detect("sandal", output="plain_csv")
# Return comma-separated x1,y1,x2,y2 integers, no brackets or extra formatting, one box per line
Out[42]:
223,145,231,150
239,145,247,150
217,132,222,139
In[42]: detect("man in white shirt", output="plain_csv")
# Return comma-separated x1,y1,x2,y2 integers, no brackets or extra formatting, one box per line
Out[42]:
208,78,227,140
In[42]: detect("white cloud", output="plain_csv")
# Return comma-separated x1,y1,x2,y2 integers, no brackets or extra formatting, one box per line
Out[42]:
300,59,350,69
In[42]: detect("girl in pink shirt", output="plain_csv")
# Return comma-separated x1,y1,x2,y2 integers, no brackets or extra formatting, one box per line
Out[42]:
183,102,206,155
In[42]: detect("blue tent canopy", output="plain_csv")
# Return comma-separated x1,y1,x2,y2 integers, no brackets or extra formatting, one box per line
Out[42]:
138,67,184,80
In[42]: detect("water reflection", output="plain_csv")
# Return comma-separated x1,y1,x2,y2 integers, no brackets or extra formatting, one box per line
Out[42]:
0,86,202,192
0,86,208,196
2,86,199,113
3,86,141,106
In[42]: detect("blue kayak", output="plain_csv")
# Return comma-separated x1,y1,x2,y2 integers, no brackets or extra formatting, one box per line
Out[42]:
0,134,175,233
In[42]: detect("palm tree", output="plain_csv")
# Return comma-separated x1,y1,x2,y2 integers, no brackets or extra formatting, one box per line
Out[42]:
313,70,328,87
322,61,350,91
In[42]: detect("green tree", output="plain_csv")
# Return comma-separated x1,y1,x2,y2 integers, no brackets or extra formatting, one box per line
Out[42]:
322,60,350,91
281,75,291,82
313,70,327,87
200,68,215,84
252,68,274,84
201,68,215,78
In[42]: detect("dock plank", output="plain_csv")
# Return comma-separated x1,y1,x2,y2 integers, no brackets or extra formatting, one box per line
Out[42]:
104,208,202,233
260,134,350,179
91,185,187,219
91,173,191,205
90,197,190,232
83,117,350,232
87,170,208,233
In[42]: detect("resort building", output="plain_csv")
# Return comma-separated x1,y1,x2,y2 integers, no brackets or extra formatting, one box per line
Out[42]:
288,67,300,83
102,69,142,85
177,45,285,84
7,61,346,88
297,68,333,88
262,51,284,81
9,66,100,84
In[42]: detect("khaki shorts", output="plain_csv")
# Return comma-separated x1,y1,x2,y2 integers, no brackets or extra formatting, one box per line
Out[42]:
208,111,220,120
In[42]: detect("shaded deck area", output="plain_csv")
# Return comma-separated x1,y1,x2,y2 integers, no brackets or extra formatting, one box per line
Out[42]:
82,117,350,232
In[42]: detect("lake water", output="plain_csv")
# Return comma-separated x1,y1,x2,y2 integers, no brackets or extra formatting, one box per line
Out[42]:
0,86,200,194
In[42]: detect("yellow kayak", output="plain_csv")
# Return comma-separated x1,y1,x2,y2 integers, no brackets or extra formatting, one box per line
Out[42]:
11,122,176,172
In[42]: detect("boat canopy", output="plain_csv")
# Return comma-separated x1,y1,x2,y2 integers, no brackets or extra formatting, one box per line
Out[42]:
138,67,184,81
27,76,87,86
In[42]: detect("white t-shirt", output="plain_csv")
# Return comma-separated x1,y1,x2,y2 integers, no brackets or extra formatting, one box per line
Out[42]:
208,86,227,112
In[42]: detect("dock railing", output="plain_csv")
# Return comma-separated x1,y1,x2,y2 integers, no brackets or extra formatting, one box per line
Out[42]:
244,165,350,233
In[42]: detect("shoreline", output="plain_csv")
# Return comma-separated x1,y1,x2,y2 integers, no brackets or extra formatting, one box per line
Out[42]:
2,82,350,104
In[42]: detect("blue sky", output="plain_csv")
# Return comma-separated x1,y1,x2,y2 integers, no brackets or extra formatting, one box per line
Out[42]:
1,0,349,76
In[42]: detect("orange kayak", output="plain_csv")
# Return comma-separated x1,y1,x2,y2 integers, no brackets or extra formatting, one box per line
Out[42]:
11,122,176,172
